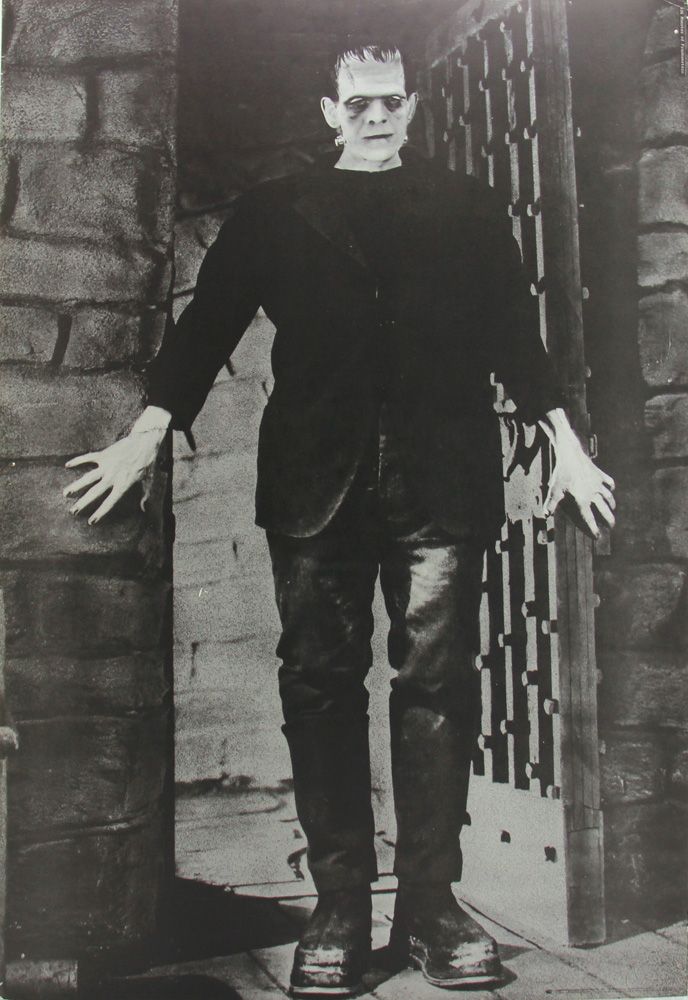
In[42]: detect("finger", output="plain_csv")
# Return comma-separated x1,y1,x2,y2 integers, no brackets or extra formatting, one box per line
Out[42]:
63,467,102,497
543,481,564,518
601,472,615,490
597,484,616,509
578,502,600,538
65,452,98,469
89,484,126,525
592,494,616,530
70,480,111,515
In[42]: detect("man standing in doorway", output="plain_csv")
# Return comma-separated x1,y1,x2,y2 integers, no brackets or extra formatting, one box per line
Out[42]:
64,42,615,997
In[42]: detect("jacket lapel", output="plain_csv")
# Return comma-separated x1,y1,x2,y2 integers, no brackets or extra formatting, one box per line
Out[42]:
292,178,369,270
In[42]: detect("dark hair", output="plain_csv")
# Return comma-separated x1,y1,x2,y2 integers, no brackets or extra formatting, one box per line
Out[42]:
326,41,415,99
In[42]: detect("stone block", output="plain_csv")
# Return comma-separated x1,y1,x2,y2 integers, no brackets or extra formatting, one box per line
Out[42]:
173,481,258,545
645,394,688,459
604,801,688,924
0,304,57,363
638,231,688,289
174,529,269,587
6,813,164,958
6,652,169,719
10,710,168,834
638,147,688,228
1,68,86,141
63,308,143,368
175,717,290,788
639,290,688,388
1,570,170,657
0,368,144,457
653,467,688,559
98,68,175,150
599,732,667,804
0,462,167,569
639,61,688,145
14,147,173,247
174,449,257,505
0,236,161,304
186,377,266,457
175,634,278,693
645,6,686,61
230,310,275,380
174,573,277,646
596,563,687,650
5,0,176,64
598,650,688,729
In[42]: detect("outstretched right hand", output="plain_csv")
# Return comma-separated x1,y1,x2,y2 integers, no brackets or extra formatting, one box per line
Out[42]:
63,427,166,525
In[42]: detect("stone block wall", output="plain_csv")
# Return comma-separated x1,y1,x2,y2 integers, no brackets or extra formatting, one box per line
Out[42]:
0,0,177,964
570,0,688,928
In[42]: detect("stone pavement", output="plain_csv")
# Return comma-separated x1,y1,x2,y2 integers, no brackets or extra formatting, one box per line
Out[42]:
107,790,686,999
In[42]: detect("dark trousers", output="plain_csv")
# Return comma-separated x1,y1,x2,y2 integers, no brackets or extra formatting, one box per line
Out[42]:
267,408,485,891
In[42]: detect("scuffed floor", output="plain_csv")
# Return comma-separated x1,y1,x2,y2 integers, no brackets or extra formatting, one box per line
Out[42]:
109,790,688,999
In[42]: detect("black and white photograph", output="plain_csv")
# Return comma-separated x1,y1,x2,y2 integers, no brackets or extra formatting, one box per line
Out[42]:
0,1,686,998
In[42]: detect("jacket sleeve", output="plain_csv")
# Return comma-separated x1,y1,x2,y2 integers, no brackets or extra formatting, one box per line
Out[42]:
146,194,262,432
479,188,566,424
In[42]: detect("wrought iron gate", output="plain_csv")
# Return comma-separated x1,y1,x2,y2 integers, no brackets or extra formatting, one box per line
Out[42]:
423,0,605,945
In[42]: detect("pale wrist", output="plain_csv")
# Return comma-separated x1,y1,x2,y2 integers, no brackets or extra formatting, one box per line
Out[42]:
130,405,172,436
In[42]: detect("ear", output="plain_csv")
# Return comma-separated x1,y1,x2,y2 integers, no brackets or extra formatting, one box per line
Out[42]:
406,92,419,124
320,96,340,129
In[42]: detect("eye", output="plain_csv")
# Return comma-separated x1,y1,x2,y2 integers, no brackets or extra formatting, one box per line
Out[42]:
384,96,406,111
346,98,369,115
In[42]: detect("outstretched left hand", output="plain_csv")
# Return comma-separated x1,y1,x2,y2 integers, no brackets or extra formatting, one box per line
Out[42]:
540,409,616,539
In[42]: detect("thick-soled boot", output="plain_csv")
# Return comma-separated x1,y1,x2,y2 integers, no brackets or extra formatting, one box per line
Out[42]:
389,884,501,988
388,698,502,987
283,714,377,996
290,888,372,997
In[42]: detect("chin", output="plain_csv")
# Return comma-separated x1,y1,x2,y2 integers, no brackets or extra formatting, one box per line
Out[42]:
359,144,401,162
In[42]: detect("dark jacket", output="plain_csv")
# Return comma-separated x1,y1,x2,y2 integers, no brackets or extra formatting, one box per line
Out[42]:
147,152,564,539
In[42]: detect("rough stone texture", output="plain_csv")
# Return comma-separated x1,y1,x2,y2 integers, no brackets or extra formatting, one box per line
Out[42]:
0,304,58,363
652,466,688,559
181,377,267,457
607,474,665,561
63,308,146,368
13,147,172,246
598,649,688,729
0,236,161,304
638,230,688,288
11,711,167,833
174,532,268,586
6,815,164,959
604,801,688,924
599,732,667,804
0,369,145,457
174,211,231,293
638,60,688,146
1,571,170,657
1,68,86,140
645,4,686,62
638,289,688,388
98,69,176,150
0,462,165,567
670,746,688,798
173,457,258,542
645,393,688,459
174,574,277,647
5,0,176,64
596,563,687,650
6,653,169,720
638,147,688,227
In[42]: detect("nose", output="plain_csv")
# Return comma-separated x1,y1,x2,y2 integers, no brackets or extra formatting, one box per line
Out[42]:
366,98,388,124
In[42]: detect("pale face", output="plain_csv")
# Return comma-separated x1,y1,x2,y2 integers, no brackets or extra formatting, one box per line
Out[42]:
320,54,418,171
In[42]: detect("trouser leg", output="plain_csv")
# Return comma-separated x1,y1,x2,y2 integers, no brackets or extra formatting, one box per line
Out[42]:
379,526,485,886
267,527,379,892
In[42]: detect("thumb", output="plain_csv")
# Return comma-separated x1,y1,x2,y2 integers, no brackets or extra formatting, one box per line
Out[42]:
543,476,564,518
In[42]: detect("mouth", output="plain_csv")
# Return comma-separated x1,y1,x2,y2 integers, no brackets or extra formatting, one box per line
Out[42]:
364,134,393,141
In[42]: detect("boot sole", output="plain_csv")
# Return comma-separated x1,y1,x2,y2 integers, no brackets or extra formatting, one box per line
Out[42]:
408,942,502,989
289,983,362,998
